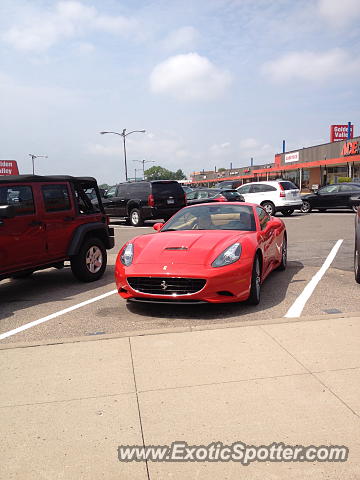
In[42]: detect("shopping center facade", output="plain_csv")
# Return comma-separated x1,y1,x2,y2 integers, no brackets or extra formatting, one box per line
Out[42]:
190,136,360,192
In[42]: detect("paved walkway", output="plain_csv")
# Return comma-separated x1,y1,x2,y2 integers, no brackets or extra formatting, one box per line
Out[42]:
1,315,359,479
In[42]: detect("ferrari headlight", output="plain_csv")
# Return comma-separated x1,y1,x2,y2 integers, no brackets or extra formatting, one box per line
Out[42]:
120,243,134,266
212,243,242,268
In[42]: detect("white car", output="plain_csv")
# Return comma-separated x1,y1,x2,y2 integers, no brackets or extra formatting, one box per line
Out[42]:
236,180,302,216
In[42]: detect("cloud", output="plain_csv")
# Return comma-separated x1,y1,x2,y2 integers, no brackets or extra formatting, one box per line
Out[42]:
262,48,360,84
3,1,138,52
150,53,232,101
317,0,360,27
162,26,199,51
209,142,231,156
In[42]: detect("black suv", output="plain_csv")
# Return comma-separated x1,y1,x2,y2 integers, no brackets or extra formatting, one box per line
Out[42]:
0,175,114,282
101,180,186,226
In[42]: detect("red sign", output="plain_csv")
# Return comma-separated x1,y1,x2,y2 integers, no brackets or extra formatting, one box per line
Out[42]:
341,141,359,156
0,160,19,175
330,124,354,142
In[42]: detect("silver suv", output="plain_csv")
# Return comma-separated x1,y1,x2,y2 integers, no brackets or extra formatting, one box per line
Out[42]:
237,180,302,216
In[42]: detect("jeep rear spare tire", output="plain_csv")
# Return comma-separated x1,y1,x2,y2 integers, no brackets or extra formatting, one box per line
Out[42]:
71,237,107,282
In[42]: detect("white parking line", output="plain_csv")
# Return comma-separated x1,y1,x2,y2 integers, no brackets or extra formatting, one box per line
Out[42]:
0,289,117,341
284,239,343,318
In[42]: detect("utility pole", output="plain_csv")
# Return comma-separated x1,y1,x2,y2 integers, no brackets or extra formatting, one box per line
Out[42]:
29,154,48,175
133,159,155,179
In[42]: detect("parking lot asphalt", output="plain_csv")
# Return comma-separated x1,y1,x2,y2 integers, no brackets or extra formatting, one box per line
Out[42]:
0,211,359,345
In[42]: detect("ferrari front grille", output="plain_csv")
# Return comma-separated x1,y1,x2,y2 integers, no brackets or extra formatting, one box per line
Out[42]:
127,277,206,295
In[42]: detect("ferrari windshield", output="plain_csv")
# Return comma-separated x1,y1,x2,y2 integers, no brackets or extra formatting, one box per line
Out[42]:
162,204,256,232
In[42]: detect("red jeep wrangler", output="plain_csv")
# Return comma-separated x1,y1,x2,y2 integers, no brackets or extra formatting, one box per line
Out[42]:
0,175,114,282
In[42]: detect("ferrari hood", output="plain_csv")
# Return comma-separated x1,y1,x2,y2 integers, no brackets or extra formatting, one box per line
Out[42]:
131,231,251,265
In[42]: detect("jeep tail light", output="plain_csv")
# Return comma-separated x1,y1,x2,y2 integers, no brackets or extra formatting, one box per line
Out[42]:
279,183,285,198
148,194,155,207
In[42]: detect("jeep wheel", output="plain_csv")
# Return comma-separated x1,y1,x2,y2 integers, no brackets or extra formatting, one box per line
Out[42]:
130,208,144,227
71,237,107,282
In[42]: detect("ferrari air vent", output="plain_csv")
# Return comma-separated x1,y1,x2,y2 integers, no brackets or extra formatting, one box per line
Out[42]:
127,277,206,295
164,246,188,250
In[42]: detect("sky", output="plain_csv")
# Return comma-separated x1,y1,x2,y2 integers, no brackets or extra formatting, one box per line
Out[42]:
0,0,359,184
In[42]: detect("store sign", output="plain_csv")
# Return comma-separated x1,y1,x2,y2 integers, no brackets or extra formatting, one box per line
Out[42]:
284,151,299,163
330,124,354,142
341,141,359,156
0,160,19,175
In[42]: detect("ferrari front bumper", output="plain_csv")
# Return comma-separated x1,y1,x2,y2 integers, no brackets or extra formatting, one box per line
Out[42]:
115,260,253,304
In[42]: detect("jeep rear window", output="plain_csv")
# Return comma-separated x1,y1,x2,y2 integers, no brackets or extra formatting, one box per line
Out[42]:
42,184,71,212
279,181,298,190
0,185,35,215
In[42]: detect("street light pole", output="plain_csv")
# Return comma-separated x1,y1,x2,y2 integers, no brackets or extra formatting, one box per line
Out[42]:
29,154,48,175
133,159,155,179
100,129,146,182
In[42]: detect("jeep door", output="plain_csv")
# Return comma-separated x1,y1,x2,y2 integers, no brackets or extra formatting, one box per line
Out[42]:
0,183,46,272
39,182,77,259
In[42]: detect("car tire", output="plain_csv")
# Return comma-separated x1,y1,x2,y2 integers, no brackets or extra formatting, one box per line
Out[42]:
71,237,107,282
301,201,312,213
130,208,144,227
261,201,275,216
281,209,294,217
277,235,287,271
355,244,360,284
246,254,261,305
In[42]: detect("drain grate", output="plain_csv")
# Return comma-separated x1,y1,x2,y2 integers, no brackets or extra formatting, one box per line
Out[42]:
85,331,106,336
323,309,342,314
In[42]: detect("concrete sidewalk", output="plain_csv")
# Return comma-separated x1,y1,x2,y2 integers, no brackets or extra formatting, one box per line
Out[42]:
1,315,359,479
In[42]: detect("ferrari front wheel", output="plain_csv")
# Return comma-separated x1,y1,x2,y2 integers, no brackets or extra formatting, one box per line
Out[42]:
246,255,261,305
277,236,287,271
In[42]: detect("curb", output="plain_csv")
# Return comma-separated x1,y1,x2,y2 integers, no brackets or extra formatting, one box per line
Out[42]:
0,311,358,351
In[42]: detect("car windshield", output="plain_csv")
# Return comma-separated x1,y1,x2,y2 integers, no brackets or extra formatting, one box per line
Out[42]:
161,204,256,231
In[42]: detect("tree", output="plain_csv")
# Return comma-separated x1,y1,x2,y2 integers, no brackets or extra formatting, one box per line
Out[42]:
99,183,110,190
144,165,187,181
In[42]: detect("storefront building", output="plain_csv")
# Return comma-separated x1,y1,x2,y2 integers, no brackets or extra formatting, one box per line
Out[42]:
190,136,360,191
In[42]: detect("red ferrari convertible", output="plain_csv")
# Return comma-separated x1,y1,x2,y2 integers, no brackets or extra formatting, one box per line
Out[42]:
115,203,287,304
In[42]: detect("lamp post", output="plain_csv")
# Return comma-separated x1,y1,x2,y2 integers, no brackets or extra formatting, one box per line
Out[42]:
133,159,155,180
29,154,48,175
100,129,146,182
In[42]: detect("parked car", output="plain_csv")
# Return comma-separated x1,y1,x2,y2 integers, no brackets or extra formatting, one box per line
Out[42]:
187,188,244,205
236,180,302,216
0,175,114,282
115,202,287,305
301,183,360,213
350,196,360,283
100,180,186,226
216,180,243,190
